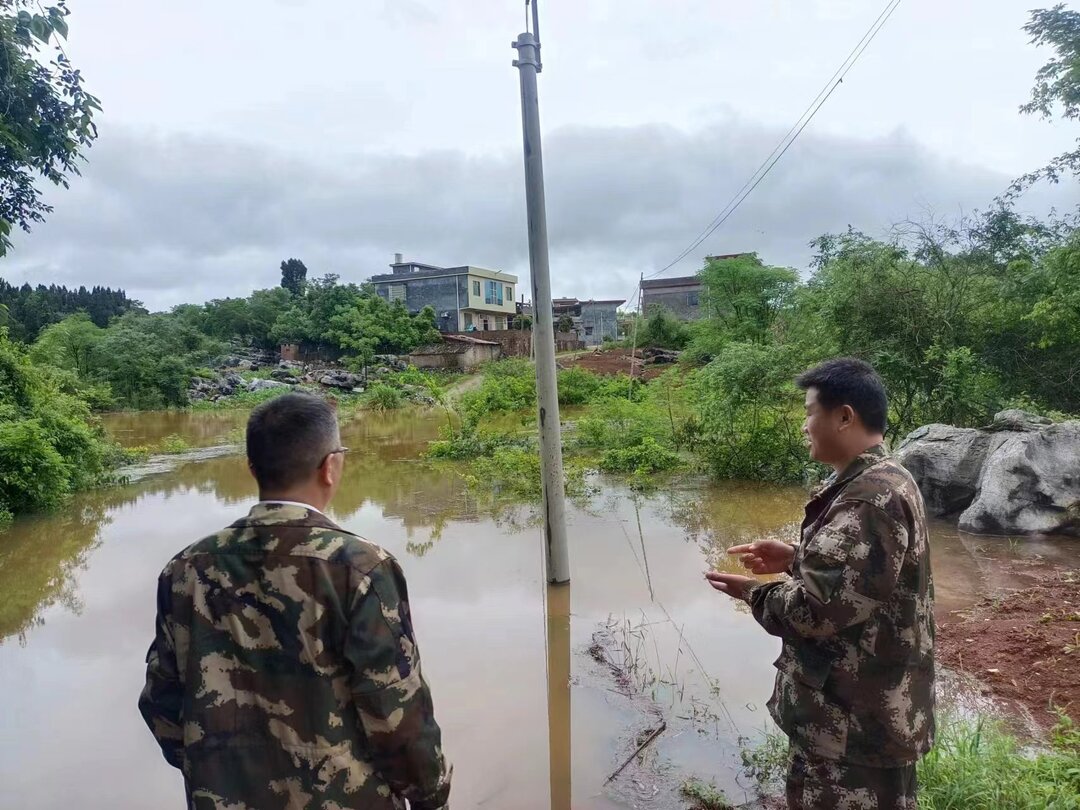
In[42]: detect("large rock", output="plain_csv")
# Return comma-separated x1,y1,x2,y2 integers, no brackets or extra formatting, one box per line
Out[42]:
247,378,290,393
896,411,1080,537
960,422,1080,536
318,371,364,391
895,425,997,517
270,368,300,383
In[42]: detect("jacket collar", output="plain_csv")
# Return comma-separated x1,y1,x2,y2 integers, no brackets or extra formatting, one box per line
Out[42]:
811,443,888,503
231,502,346,533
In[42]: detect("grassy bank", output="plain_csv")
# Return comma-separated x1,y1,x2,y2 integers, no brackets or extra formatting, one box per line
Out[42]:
693,714,1080,810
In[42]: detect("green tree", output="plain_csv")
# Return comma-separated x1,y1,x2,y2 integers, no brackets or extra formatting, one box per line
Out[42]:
248,286,293,349
30,312,102,377
328,295,439,368
639,307,690,350
699,254,798,344
203,297,252,341
280,258,308,296
0,328,118,519
0,2,101,254
1011,4,1080,191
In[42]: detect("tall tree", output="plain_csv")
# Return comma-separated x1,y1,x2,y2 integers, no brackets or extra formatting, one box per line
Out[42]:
0,1,101,254
1011,4,1080,193
280,258,308,296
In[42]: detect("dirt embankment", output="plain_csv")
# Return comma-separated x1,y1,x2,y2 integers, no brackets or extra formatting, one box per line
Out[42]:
937,566,1080,728
559,348,678,381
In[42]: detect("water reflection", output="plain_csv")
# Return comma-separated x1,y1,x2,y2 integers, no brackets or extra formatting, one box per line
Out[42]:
2,409,1080,809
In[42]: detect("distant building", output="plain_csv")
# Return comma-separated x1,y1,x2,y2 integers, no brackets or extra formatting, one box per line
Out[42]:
639,254,751,321
524,297,624,346
640,276,703,321
409,334,501,371
369,254,518,333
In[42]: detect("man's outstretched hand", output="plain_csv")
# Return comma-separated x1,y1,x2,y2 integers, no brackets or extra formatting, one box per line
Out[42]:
726,540,795,575
704,571,757,601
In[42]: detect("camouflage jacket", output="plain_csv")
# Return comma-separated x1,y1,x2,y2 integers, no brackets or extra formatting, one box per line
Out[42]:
138,503,451,810
746,446,935,767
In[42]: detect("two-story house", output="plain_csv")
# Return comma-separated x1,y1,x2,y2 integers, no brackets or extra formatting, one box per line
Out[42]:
370,255,518,333
551,298,624,346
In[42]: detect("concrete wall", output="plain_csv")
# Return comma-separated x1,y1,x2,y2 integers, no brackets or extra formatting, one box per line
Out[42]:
442,331,584,357
642,287,702,320
374,275,470,333
578,303,620,346
410,344,500,371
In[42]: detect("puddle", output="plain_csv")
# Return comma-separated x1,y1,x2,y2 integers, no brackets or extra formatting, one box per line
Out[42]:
1,409,1078,808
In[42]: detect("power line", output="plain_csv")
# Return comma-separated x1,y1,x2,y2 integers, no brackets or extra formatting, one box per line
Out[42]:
637,0,903,289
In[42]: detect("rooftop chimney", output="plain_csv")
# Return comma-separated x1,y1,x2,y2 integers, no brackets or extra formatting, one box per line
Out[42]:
394,252,403,265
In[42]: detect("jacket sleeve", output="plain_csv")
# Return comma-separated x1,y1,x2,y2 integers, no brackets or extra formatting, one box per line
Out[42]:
138,572,185,769
747,499,908,640
344,559,451,810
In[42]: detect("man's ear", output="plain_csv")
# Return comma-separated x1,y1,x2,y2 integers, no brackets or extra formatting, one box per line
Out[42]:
838,404,856,430
317,458,334,487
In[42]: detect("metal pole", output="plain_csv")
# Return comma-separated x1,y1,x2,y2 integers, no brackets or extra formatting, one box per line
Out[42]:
513,27,570,584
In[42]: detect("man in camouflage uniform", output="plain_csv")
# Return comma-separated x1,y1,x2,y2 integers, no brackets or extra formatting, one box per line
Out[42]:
139,392,451,810
707,358,934,810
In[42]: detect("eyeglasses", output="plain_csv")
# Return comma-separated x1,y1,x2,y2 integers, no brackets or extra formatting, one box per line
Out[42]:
319,446,349,467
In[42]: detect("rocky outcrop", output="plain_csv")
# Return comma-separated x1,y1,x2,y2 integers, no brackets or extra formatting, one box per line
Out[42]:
896,410,1080,537
247,378,291,393
316,371,365,391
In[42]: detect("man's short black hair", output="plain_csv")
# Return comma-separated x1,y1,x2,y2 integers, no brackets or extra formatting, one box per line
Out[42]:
246,392,340,491
796,357,888,434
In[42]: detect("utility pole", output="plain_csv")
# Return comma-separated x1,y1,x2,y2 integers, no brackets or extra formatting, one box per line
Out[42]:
514,2,570,584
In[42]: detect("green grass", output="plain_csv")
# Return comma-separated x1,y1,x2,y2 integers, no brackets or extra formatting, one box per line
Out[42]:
158,434,191,454
679,779,732,809
734,714,1080,808
189,386,292,411
364,383,404,411
917,713,1080,809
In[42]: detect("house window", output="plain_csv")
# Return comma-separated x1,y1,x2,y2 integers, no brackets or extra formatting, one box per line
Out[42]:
389,284,406,303
505,285,513,302
464,313,473,328
482,317,491,330
472,280,481,297
485,280,503,306
584,326,594,336
687,291,700,307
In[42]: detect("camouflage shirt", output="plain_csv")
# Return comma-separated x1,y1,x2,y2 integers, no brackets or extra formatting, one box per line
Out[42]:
746,446,935,767
138,503,451,809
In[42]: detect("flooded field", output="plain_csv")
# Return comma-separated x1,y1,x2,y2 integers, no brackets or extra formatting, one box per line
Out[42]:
2,409,1078,809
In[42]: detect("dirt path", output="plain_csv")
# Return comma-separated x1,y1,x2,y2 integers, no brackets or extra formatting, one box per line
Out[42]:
560,348,675,381
937,565,1080,729
444,373,483,401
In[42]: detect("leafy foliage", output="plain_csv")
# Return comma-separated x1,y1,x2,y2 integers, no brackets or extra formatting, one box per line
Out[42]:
0,1,100,254
1011,4,1080,192
0,329,121,519
0,278,137,342
279,258,308,296
598,436,681,475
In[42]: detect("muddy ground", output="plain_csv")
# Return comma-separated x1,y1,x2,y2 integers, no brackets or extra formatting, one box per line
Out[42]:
560,348,675,381
937,564,1080,729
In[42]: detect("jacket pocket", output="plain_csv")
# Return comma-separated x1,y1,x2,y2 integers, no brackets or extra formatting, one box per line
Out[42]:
776,644,848,760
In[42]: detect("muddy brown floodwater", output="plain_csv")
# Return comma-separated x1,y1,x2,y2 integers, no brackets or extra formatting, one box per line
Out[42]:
1,410,1078,809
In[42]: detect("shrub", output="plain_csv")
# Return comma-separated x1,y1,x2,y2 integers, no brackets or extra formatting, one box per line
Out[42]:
159,434,191,454
599,437,681,475
366,383,404,411
0,330,120,518
691,343,810,483
426,425,526,460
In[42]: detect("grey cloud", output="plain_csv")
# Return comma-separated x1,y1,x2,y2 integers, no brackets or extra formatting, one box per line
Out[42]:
3,117,1075,311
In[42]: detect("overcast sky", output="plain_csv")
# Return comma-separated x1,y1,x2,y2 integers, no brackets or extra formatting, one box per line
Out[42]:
3,0,1078,311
